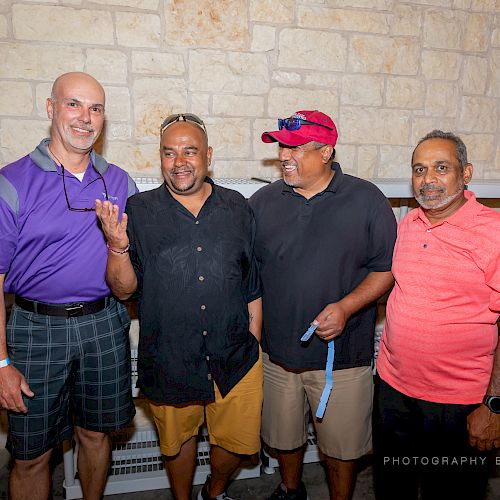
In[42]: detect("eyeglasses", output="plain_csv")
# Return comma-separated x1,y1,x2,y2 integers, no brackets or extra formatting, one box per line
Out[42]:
278,117,333,131
61,165,108,212
160,113,207,136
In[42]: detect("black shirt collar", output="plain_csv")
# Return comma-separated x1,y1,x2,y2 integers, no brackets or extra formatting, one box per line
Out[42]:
159,176,228,214
281,162,344,197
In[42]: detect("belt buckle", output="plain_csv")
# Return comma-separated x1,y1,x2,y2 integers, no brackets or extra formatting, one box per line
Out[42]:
65,303,84,317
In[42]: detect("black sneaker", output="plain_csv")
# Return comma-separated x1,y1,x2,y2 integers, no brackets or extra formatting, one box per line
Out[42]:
197,475,235,500
267,482,308,500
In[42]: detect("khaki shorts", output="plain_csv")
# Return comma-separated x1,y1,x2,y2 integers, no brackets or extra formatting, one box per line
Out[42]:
149,355,263,457
262,353,373,460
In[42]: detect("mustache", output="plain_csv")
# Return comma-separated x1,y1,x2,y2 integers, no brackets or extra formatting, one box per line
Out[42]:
71,123,94,133
419,183,445,195
171,166,194,174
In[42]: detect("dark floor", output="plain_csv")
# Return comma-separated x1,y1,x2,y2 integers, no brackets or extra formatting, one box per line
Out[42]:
2,449,500,500
0,449,367,500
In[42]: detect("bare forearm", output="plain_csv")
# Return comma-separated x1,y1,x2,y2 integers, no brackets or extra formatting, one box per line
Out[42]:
0,275,32,412
248,297,262,342
486,340,500,395
0,275,7,359
96,201,138,299
314,271,394,340
105,253,138,300
338,271,394,318
467,338,500,450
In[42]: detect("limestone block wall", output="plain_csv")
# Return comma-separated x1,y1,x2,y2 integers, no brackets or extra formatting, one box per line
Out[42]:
0,0,499,181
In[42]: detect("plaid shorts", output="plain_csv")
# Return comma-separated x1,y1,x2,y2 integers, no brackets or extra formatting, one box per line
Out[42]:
6,298,136,460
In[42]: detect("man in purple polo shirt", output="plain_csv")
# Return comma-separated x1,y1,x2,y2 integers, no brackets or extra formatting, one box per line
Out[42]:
0,72,136,500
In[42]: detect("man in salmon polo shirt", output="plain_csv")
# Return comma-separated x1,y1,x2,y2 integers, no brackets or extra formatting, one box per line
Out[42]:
374,129,500,500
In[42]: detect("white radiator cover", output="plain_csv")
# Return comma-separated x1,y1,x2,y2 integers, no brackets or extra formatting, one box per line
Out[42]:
133,176,500,199
133,176,270,198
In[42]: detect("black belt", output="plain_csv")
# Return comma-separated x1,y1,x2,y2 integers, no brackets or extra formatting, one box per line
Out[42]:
15,296,111,318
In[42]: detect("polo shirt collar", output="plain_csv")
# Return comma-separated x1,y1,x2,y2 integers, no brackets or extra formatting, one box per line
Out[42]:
411,190,481,228
281,162,344,195
29,138,110,174
327,162,344,193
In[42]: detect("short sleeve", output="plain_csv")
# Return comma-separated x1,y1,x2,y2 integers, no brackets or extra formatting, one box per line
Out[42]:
0,175,19,274
126,173,139,198
483,245,500,313
243,207,261,303
125,199,143,296
366,197,397,272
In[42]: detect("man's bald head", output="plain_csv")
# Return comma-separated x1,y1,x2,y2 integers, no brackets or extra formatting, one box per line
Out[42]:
51,72,105,104
47,72,106,156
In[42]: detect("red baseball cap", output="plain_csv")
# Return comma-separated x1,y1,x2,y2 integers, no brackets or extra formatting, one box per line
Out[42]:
262,110,338,147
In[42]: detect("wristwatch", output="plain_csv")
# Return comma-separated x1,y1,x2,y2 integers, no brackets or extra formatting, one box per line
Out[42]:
483,395,500,414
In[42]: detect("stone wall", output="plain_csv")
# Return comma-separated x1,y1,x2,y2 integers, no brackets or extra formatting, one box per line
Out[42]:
0,0,498,180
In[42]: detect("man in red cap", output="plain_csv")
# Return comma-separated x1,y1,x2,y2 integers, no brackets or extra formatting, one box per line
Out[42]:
249,110,397,500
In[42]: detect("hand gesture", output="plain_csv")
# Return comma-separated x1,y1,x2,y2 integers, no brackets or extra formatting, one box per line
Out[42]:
95,200,129,250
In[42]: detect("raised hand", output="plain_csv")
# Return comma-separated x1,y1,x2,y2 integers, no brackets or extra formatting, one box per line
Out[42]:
95,199,129,250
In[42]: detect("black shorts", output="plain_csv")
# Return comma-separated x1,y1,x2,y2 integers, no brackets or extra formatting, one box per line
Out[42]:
373,377,490,500
6,298,135,460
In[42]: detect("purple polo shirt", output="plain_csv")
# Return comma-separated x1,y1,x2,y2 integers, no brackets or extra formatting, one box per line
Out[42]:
0,138,137,303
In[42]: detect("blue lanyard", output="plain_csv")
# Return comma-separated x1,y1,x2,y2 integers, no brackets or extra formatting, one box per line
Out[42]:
301,324,335,419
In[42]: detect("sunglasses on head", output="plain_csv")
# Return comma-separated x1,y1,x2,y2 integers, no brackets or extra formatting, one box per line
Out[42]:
278,117,333,131
160,113,207,136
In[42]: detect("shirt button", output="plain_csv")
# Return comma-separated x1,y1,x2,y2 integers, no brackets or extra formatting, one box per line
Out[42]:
206,355,210,361
197,246,202,252
427,229,432,233
201,305,206,310
195,220,200,225
207,373,212,381
198,276,204,282
203,330,208,336
423,244,428,248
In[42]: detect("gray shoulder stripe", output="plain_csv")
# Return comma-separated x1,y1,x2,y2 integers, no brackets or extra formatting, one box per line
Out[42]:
0,174,19,214
127,173,138,198
91,150,109,174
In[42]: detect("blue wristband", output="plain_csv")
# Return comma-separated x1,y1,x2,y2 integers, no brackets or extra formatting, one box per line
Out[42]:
0,357,11,368
299,323,335,418
316,341,335,419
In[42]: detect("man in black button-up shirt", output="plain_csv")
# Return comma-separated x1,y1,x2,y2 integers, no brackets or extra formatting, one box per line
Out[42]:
96,114,262,500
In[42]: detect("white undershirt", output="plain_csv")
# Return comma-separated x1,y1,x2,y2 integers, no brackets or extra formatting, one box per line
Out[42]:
73,172,85,182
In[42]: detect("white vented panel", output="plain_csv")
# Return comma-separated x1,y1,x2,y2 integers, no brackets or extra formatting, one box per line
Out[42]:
133,176,270,198
63,398,260,499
